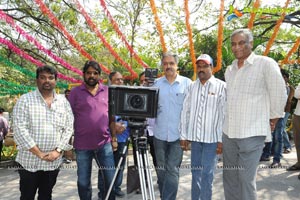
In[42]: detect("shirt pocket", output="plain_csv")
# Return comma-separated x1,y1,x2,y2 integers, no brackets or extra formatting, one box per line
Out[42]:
175,93,185,105
53,111,66,129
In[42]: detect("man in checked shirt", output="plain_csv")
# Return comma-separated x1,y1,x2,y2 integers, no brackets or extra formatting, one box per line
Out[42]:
180,54,226,200
13,65,74,200
222,28,287,200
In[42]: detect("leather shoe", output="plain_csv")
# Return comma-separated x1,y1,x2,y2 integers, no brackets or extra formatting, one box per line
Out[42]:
286,164,300,171
283,148,291,154
115,190,125,197
270,162,281,168
260,156,270,162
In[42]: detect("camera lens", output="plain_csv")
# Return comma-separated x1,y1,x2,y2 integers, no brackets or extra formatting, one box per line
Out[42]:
128,95,144,109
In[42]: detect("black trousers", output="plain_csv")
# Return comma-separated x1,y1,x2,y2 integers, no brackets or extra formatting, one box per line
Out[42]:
18,168,59,200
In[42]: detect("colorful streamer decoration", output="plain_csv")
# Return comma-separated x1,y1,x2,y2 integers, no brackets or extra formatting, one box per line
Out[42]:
248,0,261,30
0,87,32,96
214,0,224,73
0,55,68,89
0,37,81,83
74,0,138,79
281,37,300,64
184,0,197,81
34,0,110,74
263,0,291,56
0,79,35,90
0,10,83,76
149,0,167,53
98,0,149,69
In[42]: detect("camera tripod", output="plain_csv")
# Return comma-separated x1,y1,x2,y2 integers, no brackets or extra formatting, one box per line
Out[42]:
105,119,156,200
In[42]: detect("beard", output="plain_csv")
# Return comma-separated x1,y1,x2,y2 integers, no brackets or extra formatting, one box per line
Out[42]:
84,77,98,87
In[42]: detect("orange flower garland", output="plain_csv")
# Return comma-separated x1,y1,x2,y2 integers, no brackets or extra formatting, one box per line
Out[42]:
149,0,167,53
263,0,291,56
184,0,197,80
214,0,224,73
281,37,300,64
248,0,261,30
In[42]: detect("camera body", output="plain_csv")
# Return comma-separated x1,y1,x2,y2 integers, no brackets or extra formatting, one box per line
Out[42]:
109,85,159,118
145,68,158,84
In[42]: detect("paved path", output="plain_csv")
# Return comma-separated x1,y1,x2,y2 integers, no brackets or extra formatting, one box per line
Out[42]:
1,147,300,200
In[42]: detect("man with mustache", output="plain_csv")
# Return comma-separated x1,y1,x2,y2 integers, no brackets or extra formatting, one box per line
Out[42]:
68,61,117,200
180,54,226,200
223,28,287,200
153,52,192,200
13,65,74,200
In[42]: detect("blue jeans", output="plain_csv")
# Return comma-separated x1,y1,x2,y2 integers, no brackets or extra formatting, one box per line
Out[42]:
282,112,292,149
154,137,183,200
191,142,218,200
261,142,272,158
76,143,115,200
272,118,284,163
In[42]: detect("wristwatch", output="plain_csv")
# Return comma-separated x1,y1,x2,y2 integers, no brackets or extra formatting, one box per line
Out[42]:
55,147,63,153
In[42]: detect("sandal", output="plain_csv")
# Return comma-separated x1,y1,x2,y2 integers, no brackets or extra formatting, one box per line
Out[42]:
286,164,300,171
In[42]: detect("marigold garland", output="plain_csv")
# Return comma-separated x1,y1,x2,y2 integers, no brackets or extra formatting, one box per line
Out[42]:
149,0,167,53
184,0,197,80
248,0,261,30
263,0,291,56
214,0,224,73
74,0,137,79
34,0,110,74
98,0,149,69
281,37,300,64
0,37,80,83
0,10,83,76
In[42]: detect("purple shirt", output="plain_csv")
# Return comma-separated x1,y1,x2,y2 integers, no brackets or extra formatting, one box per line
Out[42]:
68,84,111,150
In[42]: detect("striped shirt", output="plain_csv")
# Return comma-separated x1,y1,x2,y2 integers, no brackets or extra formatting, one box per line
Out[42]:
13,89,74,172
223,52,287,140
180,76,226,143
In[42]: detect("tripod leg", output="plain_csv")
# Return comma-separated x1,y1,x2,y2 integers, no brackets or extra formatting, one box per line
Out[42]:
143,150,156,200
105,145,128,200
136,146,148,200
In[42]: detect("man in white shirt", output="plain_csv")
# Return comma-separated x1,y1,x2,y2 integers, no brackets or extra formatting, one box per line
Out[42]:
222,28,287,200
180,54,226,200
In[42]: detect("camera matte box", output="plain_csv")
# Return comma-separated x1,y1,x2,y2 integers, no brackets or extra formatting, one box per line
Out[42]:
109,85,159,118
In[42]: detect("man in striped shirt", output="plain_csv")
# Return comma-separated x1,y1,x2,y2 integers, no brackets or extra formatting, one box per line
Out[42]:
180,54,226,200
13,65,74,200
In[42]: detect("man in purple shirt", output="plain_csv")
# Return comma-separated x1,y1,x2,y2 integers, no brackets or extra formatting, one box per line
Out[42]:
69,60,117,200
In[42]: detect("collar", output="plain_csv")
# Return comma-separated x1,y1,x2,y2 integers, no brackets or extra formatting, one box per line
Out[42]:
162,74,183,84
198,75,216,85
35,88,57,100
232,52,256,69
79,83,105,92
